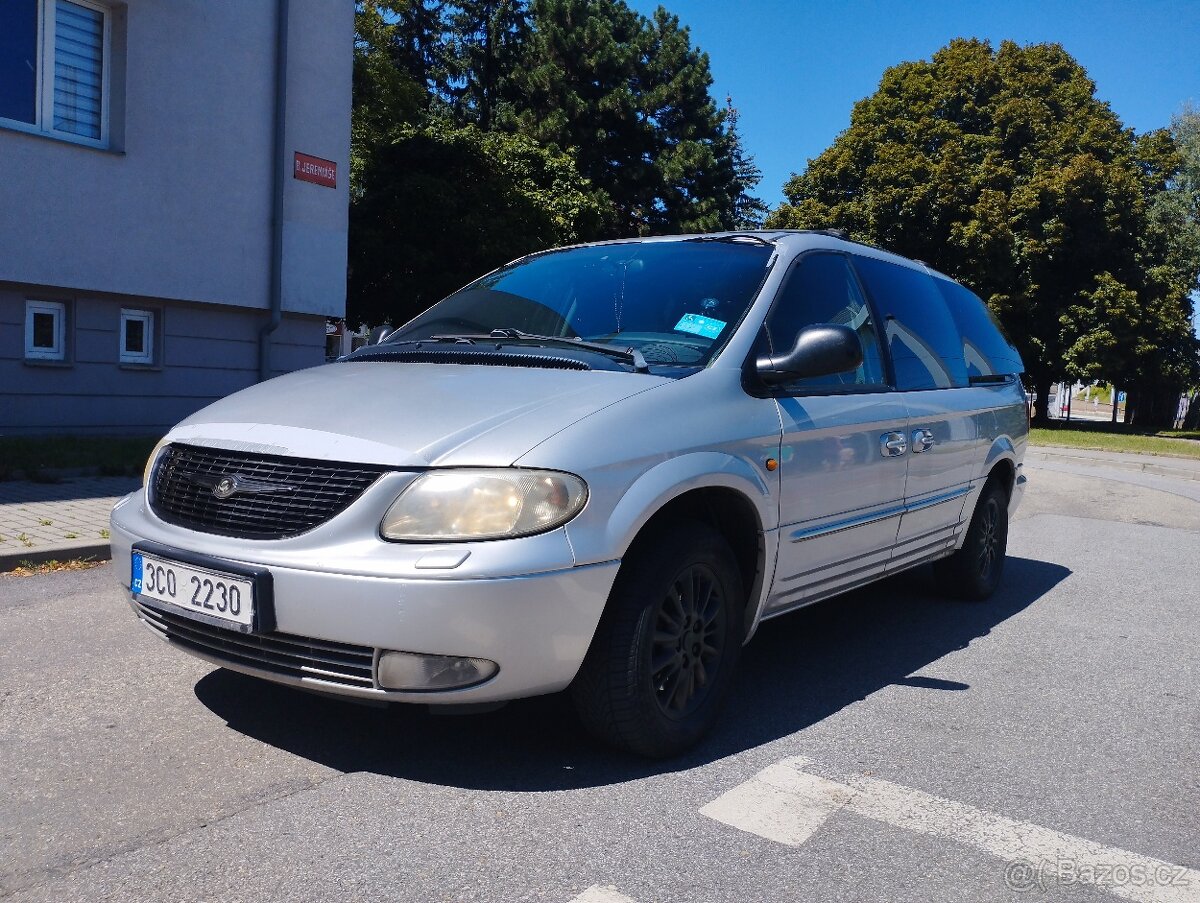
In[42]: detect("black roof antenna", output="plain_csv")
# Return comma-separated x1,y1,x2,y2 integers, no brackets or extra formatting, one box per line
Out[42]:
818,227,849,239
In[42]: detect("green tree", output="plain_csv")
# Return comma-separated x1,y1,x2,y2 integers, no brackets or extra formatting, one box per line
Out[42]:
351,0,461,190
508,0,739,236
349,0,768,329
724,97,768,229
348,124,609,326
352,1,430,191
1142,107,1200,428
444,0,530,129
767,39,1196,426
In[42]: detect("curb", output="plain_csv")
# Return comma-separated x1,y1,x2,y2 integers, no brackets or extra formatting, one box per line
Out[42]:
1,466,140,483
0,542,112,572
1026,447,1200,482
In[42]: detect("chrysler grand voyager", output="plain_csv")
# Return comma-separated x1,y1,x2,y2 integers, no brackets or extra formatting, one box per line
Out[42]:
112,230,1027,757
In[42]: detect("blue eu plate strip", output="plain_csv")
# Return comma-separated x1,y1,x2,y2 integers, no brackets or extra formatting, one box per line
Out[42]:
130,553,144,594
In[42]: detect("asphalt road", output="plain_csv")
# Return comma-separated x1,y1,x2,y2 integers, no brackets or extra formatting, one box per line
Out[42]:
2,461,1198,903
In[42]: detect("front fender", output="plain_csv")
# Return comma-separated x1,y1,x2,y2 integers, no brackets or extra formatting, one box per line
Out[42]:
603,452,776,559
563,452,781,643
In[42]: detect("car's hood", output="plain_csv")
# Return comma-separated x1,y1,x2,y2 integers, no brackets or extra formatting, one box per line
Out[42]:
166,361,670,467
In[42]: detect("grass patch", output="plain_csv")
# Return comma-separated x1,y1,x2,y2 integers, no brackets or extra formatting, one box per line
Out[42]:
0,434,159,480
1030,425,1200,459
4,557,104,577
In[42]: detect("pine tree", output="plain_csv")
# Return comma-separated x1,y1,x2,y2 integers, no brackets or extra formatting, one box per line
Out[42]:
724,98,768,229
444,0,530,129
509,0,739,236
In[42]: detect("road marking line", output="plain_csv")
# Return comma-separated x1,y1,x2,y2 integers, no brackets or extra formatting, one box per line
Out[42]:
700,757,1200,903
568,886,640,903
699,765,853,847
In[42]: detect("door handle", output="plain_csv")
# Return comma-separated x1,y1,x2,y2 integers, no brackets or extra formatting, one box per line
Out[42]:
911,428,936,453
880,431,908,457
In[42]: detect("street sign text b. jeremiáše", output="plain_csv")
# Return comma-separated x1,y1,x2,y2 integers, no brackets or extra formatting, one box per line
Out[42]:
294,152,336,188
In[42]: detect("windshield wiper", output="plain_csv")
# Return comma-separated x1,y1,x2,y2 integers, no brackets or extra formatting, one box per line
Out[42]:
488,329,650,372
412,329,651,372
368,330,650,372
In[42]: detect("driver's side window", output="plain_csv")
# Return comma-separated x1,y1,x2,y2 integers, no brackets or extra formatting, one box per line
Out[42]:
764,253,886,391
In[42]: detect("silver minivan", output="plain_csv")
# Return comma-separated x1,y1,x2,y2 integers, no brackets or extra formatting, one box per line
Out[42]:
112,230,1027,757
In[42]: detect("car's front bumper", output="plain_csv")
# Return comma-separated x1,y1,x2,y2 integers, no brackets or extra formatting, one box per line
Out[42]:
110,489,619,704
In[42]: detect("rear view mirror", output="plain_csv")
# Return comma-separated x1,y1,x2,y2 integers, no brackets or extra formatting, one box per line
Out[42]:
756,324,863,385
368,325,392,345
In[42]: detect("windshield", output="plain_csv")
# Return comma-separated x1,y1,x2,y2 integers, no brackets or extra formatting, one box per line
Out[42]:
384,240,774,367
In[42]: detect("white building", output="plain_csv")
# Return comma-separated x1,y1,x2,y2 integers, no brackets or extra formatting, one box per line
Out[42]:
0,0,353,434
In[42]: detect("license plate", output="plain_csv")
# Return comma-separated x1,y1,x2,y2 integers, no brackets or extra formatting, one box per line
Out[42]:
132,551,255,630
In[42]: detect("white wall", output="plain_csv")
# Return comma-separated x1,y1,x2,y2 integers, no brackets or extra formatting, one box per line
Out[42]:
0,0,353,318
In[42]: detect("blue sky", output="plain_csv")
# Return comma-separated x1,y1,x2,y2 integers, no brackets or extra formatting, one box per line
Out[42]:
627,0,1200,210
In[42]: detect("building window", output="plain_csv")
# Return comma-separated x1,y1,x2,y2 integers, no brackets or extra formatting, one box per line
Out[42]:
0,0,111,146
120,308,154,365
25,300,66,360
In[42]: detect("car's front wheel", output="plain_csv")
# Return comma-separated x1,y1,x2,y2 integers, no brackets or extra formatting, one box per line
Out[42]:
571,520,745,758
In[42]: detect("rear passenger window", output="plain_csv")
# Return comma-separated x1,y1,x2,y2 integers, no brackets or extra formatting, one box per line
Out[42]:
763,253,886,391
934,279,1024,380
852,256,969,390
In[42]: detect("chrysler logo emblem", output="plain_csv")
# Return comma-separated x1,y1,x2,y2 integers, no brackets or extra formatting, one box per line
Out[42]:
183,471,298,498
213,477,238,499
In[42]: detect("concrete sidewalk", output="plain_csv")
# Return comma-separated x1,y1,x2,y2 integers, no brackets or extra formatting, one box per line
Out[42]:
0,476,139,570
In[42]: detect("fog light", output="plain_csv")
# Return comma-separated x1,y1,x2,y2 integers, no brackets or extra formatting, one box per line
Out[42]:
377,650,498,691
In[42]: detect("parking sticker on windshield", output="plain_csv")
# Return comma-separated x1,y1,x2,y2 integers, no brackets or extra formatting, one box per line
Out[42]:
674,313,726,339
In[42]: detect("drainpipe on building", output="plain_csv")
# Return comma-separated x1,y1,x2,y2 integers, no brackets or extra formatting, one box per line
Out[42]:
258,0,289,382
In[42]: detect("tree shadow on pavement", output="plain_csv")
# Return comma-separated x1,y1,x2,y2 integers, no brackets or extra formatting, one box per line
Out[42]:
194,555,1070,791
0,476,141,503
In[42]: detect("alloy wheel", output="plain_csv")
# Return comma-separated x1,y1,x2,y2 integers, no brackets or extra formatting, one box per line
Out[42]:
977,497,1001,581
650,564,727,719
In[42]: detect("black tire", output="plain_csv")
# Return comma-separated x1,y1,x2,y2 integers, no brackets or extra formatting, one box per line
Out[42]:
934,480,1009,600
570,520,745,758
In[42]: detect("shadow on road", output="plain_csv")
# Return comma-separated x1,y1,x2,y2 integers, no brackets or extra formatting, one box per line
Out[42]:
195,555,1070,790
0,475,140,503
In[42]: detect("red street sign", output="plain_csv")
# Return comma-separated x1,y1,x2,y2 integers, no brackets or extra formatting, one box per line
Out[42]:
294,152,336,188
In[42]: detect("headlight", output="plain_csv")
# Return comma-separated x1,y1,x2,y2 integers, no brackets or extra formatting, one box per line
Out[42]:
143,438,170,488
380,468,587,541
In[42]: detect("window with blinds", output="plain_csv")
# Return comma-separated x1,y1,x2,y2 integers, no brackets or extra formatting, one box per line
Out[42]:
0,0,109,146
53,1,105,140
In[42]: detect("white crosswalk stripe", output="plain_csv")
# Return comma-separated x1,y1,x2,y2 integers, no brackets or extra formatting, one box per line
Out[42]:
568,885,641,903
701,756,1200,903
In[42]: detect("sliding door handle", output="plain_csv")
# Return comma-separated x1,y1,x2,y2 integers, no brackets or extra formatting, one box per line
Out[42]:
880,431,908,457
911,429,936,453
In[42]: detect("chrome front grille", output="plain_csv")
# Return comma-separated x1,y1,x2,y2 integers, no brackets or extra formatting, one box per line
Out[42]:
135,600,376,689
150,443,387,540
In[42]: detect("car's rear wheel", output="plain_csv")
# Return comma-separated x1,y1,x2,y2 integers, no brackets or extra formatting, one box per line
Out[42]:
571,520,744,758
934,479,1009,600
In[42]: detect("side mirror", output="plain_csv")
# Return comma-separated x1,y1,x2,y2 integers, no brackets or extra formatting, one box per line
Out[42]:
368,325,392,345
756,324,863,385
